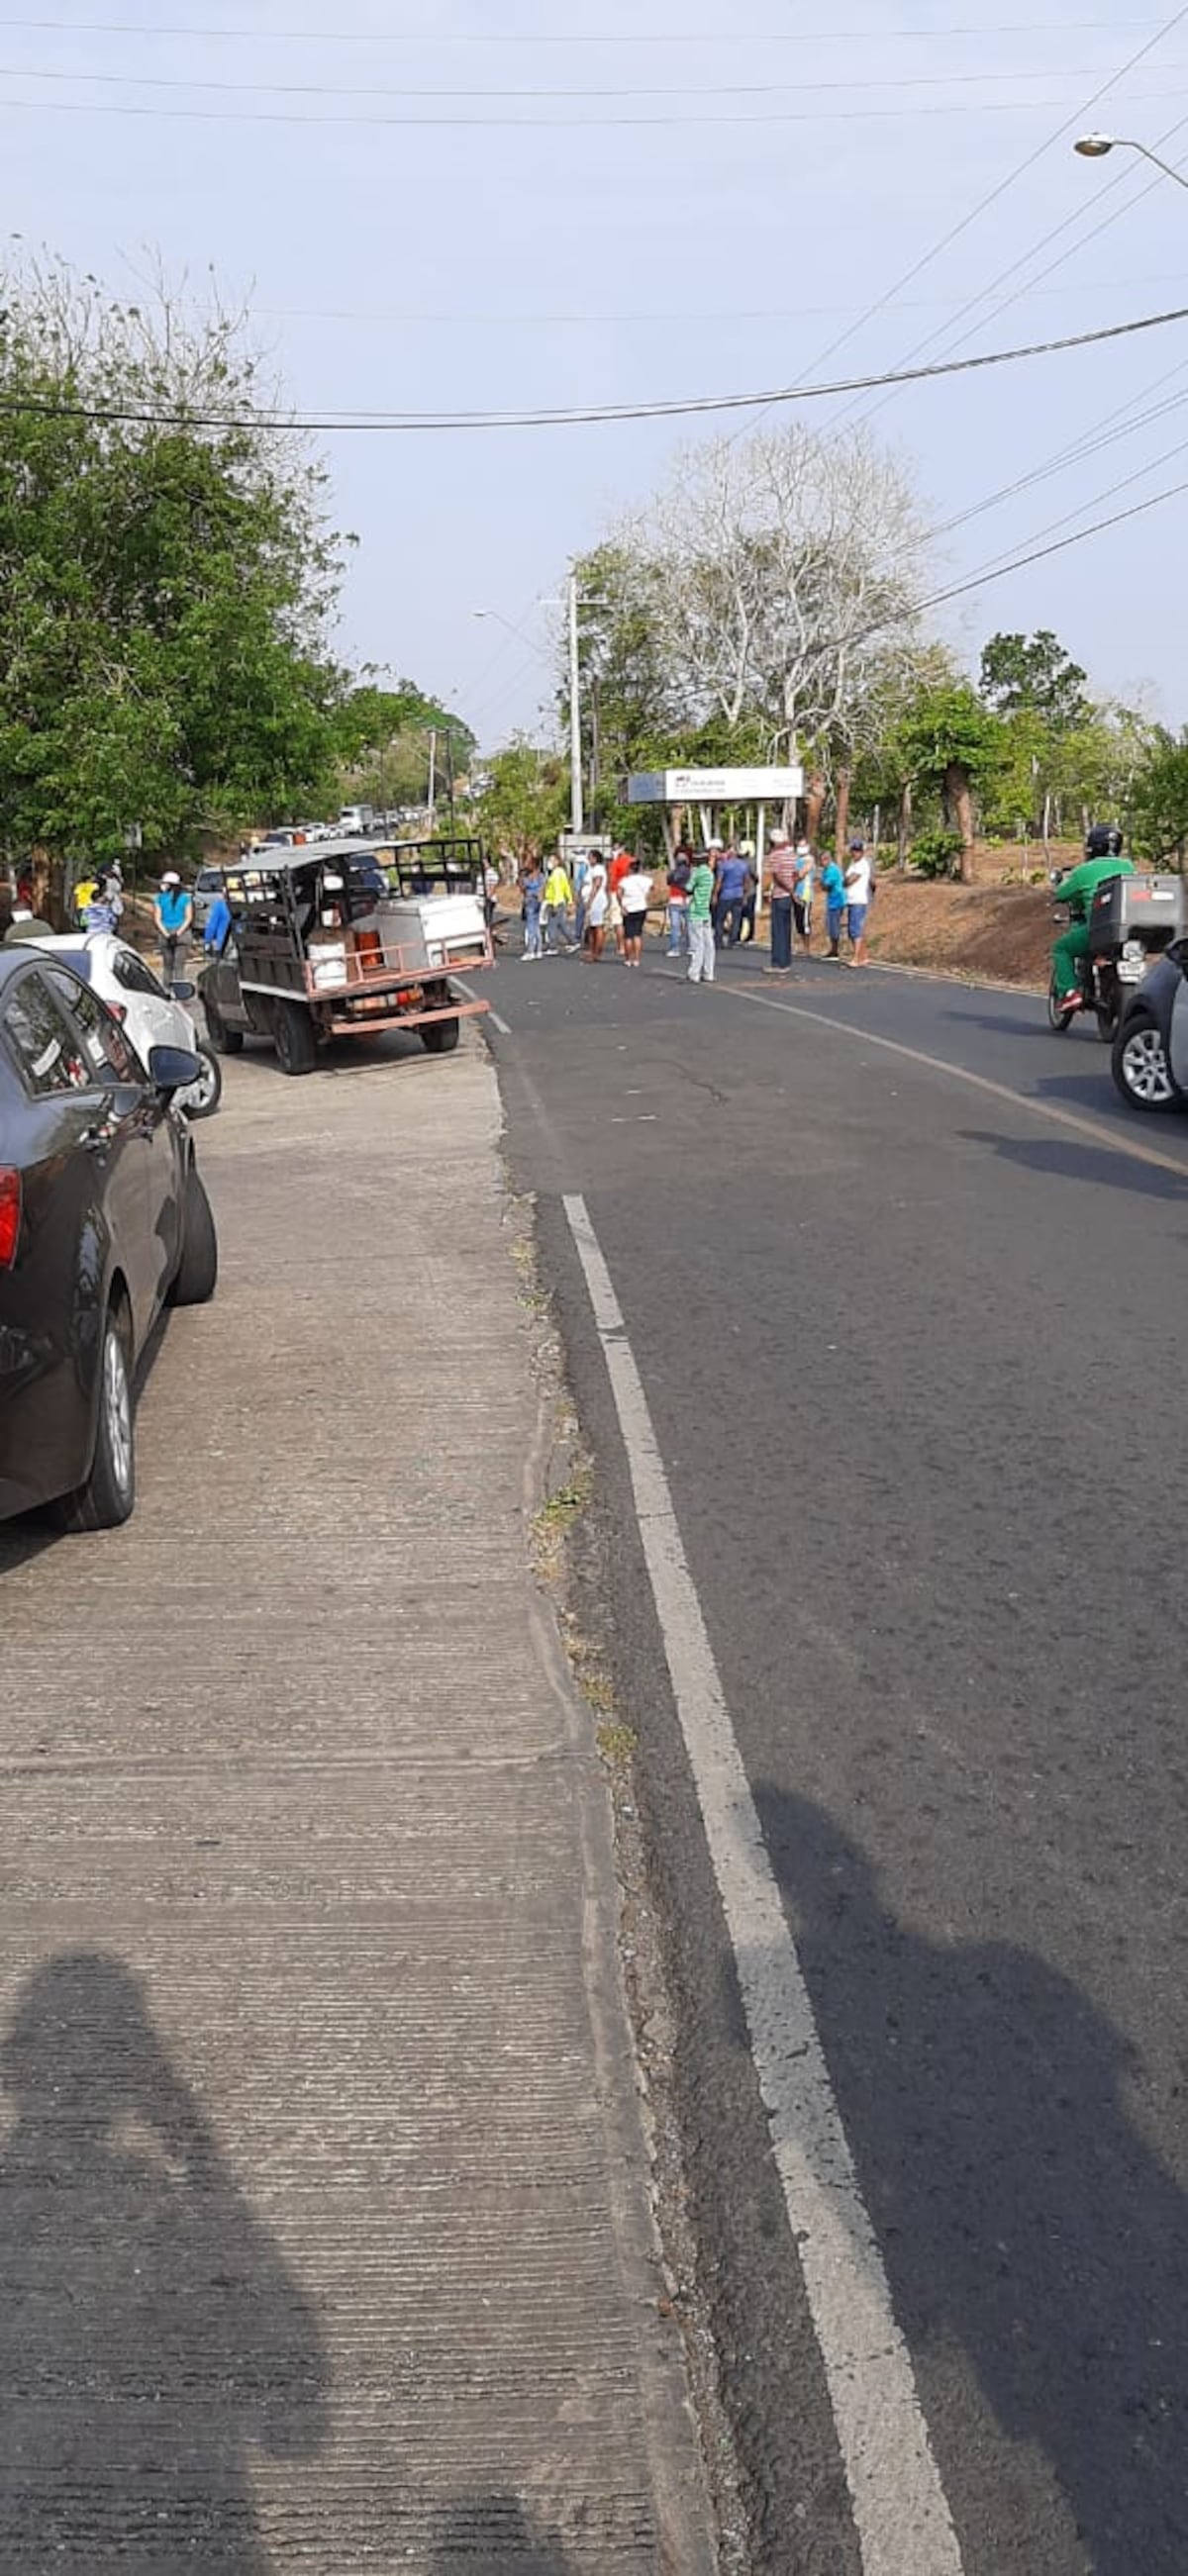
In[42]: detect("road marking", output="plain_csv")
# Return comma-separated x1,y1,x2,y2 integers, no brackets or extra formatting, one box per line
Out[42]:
657,972,1188,1183
562,1192,965,2576
486,1006,512,1037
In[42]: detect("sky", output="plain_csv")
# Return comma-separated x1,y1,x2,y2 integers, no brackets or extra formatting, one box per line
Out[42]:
5,0,1188,749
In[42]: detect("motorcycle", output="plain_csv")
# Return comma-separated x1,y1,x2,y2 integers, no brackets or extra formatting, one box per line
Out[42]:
1046,872,1186,1044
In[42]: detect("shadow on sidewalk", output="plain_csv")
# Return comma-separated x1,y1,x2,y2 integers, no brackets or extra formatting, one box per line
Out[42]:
0,1951,329,2571
427,2492,572,2571
754,1789,1188,2574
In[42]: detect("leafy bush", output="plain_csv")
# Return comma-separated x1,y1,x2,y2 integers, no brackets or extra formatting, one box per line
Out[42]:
911,827,966,880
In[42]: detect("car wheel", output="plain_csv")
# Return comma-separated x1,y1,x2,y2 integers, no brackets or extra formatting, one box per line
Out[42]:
177,1042,223,1119
273,999,319,1076
57,1299,136,1532
421,1017,460,1055
170,1169,219,1304
204,997,244,1056
1112,1007,1179,1112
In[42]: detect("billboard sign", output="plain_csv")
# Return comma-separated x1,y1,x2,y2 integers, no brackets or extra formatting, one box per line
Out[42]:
626,767,805,805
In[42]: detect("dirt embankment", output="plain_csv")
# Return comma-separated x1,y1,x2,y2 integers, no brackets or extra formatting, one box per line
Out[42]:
865,878,1052,989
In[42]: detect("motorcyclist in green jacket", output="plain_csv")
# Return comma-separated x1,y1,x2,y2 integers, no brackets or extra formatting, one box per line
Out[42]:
1051,825,1134,1006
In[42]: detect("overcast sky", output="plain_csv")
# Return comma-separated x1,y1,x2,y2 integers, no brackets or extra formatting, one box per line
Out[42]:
6,0,1188,746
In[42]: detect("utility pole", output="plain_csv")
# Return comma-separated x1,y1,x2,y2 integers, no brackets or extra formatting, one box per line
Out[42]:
427,727,438,830
568,571,584,839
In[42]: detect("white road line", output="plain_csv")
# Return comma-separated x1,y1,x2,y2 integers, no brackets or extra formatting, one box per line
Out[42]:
486,1006,512,1037
656,971,1188,1184
562,1191,965,2576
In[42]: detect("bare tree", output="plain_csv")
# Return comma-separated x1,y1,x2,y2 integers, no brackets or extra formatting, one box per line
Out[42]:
601,424,933,768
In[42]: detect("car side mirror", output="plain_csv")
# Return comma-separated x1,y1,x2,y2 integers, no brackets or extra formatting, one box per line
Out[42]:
171,979,197,1001
148,1043,202,1095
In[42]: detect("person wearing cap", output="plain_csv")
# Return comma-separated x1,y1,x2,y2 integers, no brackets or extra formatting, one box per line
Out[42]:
793,839,816,955
712,839,753,948
765,828,799,974
843,836,873,968
153,870,194,990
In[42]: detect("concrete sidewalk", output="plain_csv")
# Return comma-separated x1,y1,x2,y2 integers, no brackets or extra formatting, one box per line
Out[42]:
0,1033,714,2573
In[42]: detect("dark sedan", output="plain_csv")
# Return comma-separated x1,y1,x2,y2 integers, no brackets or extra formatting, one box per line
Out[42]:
0,947,218,1528
1112,939,1188,1112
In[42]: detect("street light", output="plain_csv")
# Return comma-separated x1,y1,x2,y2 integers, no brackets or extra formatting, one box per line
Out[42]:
1073,132,1188,191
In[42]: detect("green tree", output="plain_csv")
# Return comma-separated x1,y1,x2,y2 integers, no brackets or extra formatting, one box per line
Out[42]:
979,629,1091,734
330,680,474,811
1127,723,1188,867
895,683,1007,881
476,739,568,866
0,253,344,871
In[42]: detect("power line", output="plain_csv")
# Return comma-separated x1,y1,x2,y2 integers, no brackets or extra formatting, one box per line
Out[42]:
921,471,1188,614
0,302,1184,432
791,0,1188,416
841,109,1188,433
0,13,1160,40
4,56,1172,102
6,82,1186,128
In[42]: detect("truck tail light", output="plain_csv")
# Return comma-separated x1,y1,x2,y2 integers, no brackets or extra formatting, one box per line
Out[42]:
0,1168,21,1271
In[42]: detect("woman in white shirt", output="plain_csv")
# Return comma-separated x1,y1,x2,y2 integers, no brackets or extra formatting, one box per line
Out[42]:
584,861,610,962
618,867,653,969
843,840,873,968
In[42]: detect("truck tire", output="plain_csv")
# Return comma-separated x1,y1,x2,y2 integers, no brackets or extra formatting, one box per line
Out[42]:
57,1298,136,1532
273,999,319,1076
204,996,244,1056
170,1169,219,1305
421,1017,460,1055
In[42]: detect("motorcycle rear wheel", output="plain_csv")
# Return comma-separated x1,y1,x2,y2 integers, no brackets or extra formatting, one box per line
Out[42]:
1046,976,1077,1033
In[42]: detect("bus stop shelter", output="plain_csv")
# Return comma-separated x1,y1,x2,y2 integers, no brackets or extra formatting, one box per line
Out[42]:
625,765,805,911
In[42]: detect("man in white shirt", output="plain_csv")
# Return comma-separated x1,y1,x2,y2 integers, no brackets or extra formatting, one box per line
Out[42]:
843,838,873,968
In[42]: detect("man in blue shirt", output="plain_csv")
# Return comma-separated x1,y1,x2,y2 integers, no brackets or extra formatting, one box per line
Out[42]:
713,841,754,948
821,854,846,959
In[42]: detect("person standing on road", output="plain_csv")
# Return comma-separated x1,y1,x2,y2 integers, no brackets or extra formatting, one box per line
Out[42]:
571,847,592,945
766,829,799,975
821,851,846,959
714,841,753,948
793,839,816,955
521,858,544,960
618,862,653,969
686,850,717,986
543,856,574,953
844,837,872,967
665,844,693,957
153,870,193,989
583,858,609,962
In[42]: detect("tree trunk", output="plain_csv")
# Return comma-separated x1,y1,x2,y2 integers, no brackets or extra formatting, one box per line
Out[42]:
805,766,827,844
834,768,851,862
944,762,975,884
897,779,912,871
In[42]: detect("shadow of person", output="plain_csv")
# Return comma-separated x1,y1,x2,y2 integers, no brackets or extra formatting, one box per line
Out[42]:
755,1791,1188,2574
0,1952,330,2571
427,2490,572,2573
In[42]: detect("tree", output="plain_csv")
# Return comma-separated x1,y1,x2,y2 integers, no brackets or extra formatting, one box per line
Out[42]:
475,739,568,867
330,680,474,811
1127,724,1188,867
895,683,1006,882
979,630,1090,734
0,252,344,871
579,423,933,775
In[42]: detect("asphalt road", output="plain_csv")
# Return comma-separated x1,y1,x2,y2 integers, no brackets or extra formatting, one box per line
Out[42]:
489,933,1188,2576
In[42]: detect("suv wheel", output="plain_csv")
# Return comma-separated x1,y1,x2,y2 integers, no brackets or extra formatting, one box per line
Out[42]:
1112,1007,1177,1111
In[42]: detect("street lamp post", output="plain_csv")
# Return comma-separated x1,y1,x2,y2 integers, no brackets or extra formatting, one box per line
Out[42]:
1074,132,1188,191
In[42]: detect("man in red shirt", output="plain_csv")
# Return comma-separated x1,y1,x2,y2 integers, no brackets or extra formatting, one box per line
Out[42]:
609,849,634,959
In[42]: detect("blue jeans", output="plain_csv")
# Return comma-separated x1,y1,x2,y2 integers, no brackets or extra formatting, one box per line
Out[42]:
666,901,689,954
769,895,794,970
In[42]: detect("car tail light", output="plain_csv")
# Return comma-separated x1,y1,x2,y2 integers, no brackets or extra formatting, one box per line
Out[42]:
108,1002,127,1021
0,1168,21,1271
